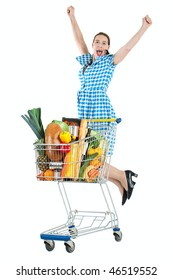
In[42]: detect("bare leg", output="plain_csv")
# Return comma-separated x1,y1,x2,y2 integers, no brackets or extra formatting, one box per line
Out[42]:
105,164,128,191
105,164,138,205
108,178,124,196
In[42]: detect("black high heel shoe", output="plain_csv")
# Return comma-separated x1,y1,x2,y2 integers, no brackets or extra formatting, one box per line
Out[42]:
122,189,127,205
122,182,136,205
125,170,138,200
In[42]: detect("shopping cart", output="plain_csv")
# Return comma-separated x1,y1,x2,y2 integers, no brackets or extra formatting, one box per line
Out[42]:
34,118,122,253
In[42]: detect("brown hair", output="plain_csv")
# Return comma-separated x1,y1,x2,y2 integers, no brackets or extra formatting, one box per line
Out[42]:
92,32,110,54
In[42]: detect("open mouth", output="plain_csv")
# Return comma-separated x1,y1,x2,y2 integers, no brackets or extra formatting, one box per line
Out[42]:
96,50,103,56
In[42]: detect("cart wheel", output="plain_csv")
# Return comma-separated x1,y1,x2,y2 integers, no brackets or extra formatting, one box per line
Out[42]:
113,231,122,242
68,226,78,239
44,240,55,251
64,240,75,253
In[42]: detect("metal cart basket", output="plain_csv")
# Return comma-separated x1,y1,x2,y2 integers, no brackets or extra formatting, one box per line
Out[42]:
34,118,122,253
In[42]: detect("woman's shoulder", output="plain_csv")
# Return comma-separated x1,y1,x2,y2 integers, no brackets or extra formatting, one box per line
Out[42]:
103,54,116,67
104,54,114,62
76,53,92,66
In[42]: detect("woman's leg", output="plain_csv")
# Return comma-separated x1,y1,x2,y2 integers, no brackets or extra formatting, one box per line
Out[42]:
105,164,138,205
106,164,128,191
108,177,124,196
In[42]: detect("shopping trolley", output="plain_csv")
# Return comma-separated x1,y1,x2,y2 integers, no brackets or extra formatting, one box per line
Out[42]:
34,118,122,253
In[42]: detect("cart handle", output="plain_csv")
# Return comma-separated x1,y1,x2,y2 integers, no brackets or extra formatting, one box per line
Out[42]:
85,118,122,123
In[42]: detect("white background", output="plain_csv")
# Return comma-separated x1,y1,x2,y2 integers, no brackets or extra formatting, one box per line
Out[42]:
1,0,173,279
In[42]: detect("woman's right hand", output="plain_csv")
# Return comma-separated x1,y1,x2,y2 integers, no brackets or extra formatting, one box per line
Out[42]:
67,6,75,17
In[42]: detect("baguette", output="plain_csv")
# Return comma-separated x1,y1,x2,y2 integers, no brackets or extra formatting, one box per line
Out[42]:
74,119,88,180
61,120,88,180
78,119,88,140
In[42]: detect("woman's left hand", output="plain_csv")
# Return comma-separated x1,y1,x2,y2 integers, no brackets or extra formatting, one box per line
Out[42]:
143,15,152,27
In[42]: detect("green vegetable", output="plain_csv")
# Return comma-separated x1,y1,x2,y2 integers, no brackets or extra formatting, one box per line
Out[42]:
52,120,69,131
88,136,100,149
87,130,100,149
21,108,45,140
79,153,98,178
90,129,101,140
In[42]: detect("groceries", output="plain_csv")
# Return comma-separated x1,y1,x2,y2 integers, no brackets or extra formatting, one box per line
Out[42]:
21,108,45,140
22,108,108,182
45,122,63,161
59,131,72,144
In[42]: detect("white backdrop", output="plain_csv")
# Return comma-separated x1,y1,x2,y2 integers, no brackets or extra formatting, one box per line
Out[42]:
1,0,173,279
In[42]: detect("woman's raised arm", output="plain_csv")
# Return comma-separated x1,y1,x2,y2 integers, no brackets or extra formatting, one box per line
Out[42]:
114,15,152,65
67,6,89,54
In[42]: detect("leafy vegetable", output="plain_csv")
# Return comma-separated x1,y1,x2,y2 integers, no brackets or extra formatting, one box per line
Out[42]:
88,130,101,149
90,129,101,139
21,108,45,140
88,136,100,149
79,153,98,178
52,120,69,131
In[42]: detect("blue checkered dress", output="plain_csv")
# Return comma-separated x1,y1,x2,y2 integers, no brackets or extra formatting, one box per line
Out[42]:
76,53,117,154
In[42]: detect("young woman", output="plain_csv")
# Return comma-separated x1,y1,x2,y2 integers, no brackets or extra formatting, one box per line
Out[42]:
67,6,152,205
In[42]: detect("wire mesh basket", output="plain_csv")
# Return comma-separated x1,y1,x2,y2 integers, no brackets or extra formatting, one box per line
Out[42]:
34,121,117,183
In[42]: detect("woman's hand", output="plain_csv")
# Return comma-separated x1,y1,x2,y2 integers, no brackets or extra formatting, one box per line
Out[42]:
142,15,152,28
67,6,75,17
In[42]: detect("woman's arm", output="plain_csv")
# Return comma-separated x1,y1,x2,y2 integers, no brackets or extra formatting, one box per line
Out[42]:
114,15,152,64
67,6,89,54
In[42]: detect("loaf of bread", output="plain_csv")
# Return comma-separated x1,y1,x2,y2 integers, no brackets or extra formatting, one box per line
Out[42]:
45,123,63,161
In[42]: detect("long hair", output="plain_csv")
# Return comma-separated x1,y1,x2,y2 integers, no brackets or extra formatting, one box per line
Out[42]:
92,32,110,54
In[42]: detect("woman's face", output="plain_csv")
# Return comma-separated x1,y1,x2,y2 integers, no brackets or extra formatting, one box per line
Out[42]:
92,34,110,58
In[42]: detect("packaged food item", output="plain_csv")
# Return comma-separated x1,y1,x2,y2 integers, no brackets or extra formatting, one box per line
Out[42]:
62,118,81,141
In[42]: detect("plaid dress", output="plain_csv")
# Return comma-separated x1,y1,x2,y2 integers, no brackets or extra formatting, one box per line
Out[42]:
76,53,117,154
